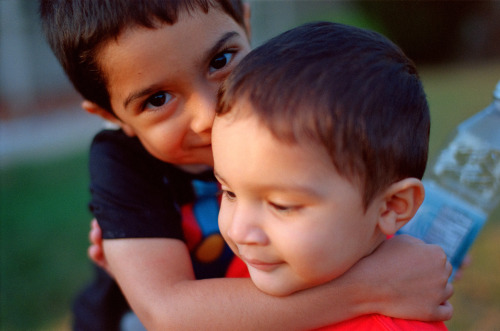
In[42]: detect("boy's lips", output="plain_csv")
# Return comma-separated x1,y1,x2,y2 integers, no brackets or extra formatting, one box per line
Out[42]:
241,256,282,272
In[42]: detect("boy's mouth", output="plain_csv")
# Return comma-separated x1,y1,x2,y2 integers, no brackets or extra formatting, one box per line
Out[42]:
245,259,281,272
239,254,282,272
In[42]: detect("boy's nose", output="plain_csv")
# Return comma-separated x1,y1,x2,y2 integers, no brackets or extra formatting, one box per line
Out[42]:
189,88,216,134
227,205,269,246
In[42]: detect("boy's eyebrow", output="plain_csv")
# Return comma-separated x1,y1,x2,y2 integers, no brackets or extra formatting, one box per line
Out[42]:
214,170,324,198
123,85,161,110
122,31,241,110
203,31,240,62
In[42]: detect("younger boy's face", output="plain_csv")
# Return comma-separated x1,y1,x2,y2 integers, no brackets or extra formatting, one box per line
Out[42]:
98,8,251,167
213,102,386,296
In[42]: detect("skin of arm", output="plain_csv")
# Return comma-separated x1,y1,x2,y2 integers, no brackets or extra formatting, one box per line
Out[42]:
103,234,453,331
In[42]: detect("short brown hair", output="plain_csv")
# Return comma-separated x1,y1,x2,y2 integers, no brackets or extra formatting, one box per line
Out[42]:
218,22,430,209
40,0,247,114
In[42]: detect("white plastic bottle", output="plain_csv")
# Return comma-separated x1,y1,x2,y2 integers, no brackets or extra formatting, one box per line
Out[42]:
399,80,500,279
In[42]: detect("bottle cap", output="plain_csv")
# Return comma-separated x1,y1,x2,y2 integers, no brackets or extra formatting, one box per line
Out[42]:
495,80,500,100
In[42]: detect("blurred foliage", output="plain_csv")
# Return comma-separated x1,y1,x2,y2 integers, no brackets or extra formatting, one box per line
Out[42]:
255,1,500,65
357,1,495,64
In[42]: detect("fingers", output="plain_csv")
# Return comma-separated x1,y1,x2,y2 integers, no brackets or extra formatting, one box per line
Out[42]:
88,218,107,269
430,253,454,322
89,219,103,255
429,243,450,280
453,254,472,281
445,258,452,275
88,244,103,266
88,244,113,277
395,233,424,245
435,300,453,321
444,282,454,303
461,254,472,268
89,219,102,244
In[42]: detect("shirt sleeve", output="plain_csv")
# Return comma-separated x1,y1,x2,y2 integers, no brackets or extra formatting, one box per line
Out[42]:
88,130,184,240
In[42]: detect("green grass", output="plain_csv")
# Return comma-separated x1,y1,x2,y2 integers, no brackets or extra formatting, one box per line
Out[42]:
1,62,499,331
1,153,93,330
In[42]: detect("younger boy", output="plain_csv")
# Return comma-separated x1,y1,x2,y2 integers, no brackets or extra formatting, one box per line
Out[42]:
214,22,448,330
40,0,453,329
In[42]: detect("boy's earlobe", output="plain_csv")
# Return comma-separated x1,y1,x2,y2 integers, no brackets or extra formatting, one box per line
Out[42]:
82,100,116,122
378,178,425,236
82,100,136,137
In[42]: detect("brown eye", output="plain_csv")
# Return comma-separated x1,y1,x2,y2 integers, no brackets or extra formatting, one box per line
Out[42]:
145,92,171,109
209,51,233,73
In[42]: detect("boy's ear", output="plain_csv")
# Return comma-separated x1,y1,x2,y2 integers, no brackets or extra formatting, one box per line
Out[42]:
82,100,117,123
81,100,136,137
377,178,425,236
243,2,252,40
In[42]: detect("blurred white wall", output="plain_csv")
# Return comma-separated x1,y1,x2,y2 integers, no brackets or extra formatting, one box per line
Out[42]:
0,0,79,119
0,0,100,167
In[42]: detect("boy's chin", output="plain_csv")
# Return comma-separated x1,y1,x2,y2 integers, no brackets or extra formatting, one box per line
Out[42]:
254,274,334,297
253,277,313,297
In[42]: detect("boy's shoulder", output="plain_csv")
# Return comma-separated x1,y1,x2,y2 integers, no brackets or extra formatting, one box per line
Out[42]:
89,129,215,196
91,129,145,156
88,129,177,193
90,129,164,173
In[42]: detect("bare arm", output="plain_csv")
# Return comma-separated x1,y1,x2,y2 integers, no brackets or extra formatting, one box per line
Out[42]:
103,234,453,331
345,235,453,321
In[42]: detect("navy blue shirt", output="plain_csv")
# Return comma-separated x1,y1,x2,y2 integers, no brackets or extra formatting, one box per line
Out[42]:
73,129,232,331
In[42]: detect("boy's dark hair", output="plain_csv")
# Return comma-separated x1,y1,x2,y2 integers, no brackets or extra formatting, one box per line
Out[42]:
218,22,430,209
40,0,246,114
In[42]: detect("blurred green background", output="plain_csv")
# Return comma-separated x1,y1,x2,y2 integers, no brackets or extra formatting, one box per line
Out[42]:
1,1,499,330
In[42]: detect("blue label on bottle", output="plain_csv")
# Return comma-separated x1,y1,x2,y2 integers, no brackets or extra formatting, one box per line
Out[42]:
398,181,487,280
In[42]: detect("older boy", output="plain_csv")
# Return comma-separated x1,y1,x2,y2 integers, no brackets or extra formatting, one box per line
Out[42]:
40,1,453,330
214,22,448,330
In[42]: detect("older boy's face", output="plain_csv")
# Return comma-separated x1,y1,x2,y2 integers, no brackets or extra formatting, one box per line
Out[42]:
98,8,250,167
213,102,385,296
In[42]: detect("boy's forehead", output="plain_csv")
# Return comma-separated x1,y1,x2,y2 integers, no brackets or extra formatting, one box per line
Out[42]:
97,7,249,112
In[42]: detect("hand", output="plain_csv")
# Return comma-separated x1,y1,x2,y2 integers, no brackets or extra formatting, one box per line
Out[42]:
88,219,112,276
351,234,453,321
452,254,471,281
